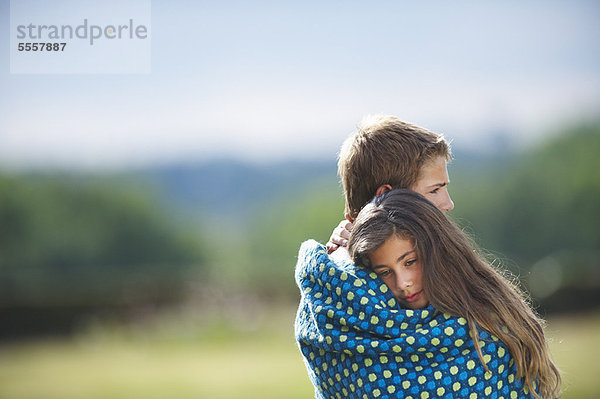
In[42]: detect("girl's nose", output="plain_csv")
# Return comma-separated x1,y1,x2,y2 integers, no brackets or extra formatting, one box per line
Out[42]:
396,273,413,290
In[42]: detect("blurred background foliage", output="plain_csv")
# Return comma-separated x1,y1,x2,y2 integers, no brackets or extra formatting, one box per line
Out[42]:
0,175,205,337
1,122,599,330
449,123,600,312
0,123,599,397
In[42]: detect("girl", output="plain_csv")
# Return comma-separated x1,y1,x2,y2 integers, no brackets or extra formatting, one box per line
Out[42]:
347,189,561,398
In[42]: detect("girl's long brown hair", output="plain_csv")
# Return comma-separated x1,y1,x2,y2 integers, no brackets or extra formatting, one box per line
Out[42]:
348,189,561,399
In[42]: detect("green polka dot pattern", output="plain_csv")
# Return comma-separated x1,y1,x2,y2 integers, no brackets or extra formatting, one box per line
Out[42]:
294,240,534,399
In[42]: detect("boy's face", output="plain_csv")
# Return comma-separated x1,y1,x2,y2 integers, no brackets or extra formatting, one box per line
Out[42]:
411,156,454,212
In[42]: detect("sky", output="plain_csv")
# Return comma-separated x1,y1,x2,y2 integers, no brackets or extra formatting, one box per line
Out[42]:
0,0,599,170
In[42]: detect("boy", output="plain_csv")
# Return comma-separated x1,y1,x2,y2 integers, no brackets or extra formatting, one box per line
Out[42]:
328,114,453,255
294,115,532,398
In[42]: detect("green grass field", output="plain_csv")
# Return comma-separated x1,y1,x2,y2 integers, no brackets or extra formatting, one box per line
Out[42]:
544,311,600,399
0,307,598,399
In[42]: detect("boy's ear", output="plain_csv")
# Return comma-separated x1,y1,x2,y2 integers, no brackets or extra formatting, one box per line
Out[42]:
344,212,353,223
375,184,393,197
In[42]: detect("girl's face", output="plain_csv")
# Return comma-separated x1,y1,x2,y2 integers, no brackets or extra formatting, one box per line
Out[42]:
368,235,428,310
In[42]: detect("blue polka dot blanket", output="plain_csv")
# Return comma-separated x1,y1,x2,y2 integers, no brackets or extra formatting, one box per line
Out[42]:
294,240,534,399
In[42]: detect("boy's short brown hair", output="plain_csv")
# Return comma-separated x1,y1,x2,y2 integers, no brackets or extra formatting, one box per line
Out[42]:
338,115,451,220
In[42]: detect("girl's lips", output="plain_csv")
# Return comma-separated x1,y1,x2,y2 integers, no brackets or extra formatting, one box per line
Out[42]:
404,290,423,303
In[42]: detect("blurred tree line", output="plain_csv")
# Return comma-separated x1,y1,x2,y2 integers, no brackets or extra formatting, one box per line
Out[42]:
0,176,204,338
1,123,598,338
449,124,600,312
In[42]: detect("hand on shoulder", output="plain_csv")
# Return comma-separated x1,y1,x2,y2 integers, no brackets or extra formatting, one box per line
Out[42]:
326,219,353,253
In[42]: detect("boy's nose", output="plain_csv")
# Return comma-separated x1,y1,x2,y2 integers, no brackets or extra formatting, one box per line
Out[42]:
441,192,454,212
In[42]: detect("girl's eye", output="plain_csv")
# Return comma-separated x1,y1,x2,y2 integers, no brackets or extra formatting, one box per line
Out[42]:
405,259,417,266
378,270,392,277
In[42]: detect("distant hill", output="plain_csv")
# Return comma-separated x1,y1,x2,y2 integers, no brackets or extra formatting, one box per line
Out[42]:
131,147,496,223
134,159,338,223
